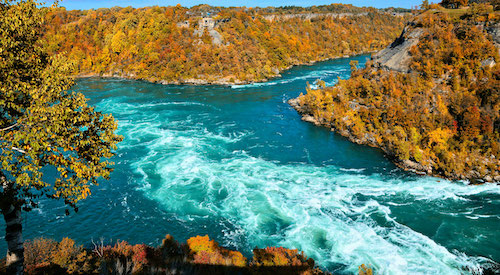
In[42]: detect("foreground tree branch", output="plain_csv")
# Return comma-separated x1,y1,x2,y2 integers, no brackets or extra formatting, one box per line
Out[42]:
0,1,123,273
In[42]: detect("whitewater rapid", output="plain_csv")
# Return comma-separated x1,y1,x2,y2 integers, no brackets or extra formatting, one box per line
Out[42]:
97,94,500,274
5,55,496,275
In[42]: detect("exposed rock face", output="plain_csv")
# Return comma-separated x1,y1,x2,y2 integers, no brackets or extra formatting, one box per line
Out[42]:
372,24,423,73
194,17,223,45
262,12,368,22
373,21,500,71
485,22,500,52
481,57,496,68
289,20,500,183
176,20,190,28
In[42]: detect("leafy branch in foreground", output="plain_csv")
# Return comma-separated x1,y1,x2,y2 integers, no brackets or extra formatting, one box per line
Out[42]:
0,0,122,273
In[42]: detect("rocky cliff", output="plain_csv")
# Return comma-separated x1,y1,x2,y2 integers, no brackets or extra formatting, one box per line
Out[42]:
290,7,500,183
373,20,500,72
371,24,423,73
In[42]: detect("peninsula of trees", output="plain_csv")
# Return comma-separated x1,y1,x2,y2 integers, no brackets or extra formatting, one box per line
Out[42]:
41,4,409,84
291,2,500,183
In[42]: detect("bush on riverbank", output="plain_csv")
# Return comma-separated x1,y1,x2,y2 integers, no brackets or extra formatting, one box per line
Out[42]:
0,235,336,274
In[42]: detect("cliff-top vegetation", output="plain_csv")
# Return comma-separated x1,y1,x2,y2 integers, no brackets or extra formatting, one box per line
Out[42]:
292,1,500,182
41,4,409,84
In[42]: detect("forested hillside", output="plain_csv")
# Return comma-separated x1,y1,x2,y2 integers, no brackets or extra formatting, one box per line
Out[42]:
41,4,409,84
291,2,500,182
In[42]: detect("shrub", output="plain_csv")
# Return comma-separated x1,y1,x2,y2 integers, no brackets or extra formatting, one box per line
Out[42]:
24,237,93,274
186,235,247,267
252,246,315,268
20,234,327,274
359,264,373,275
24,238,58,273
131,244,149,271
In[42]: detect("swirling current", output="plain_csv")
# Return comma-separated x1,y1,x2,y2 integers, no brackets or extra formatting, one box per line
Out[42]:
1,55,499,274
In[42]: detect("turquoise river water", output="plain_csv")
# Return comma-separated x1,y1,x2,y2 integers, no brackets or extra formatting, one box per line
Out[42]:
1,55,499,274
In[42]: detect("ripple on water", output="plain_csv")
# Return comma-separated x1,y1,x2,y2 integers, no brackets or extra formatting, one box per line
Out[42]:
115,98,499,274
3,56,497,275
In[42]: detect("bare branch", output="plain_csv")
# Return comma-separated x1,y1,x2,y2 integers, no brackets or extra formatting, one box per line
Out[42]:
92,237,105,258
0,123,18,132
11,147,27,154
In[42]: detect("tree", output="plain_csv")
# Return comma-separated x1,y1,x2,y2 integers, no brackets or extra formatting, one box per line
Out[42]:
440,0,469,8
421,0,430,10
110,30,127,54
493,0,500,11
0,1,122,273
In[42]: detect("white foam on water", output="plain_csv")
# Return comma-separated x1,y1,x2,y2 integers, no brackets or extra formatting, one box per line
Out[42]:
231,69,348,89
117,107,498,274
144,151,497,274
101,94,500,274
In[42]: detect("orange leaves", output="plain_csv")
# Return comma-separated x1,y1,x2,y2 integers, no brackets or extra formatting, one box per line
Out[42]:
186,236,315,269
40,5,407,84
24,237,93,274
427,128,454,151
80,186,91,200
131,244,149,268
187,235,217,254
187,235,247,267
252,246,315,268
359,264,373,275
23,235,327,274
295,7,500,181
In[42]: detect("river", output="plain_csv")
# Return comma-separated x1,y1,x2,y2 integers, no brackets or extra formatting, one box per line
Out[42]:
2,55,499,274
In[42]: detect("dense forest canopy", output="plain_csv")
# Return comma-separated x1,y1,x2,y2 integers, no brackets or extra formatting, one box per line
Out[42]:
41,4,409,84
293,2,500,182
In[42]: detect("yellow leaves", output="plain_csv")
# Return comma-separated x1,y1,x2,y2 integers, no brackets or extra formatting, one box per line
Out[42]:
187,235,248,266
359,264,373,275
187,235,217,254
252,247,312,268
38,3,408,83
427,128,453,150
80,186,91,200
295,15,500,181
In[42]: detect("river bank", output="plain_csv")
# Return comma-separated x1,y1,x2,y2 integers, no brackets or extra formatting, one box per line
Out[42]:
3,56,499,274
74,53,376,86
289,6,500,184
289,98,500,184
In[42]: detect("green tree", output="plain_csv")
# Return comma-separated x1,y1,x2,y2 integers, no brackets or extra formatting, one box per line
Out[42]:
0,1,122,273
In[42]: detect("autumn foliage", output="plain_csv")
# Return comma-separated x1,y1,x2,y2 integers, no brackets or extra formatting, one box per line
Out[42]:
252,247,314,268
187,235,246,267
24,238,93,274
295,6,500,182
40,4,408,84
6,235,337,274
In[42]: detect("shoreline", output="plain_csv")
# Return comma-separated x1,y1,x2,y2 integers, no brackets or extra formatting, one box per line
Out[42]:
288,98,500,184
73,52,375,86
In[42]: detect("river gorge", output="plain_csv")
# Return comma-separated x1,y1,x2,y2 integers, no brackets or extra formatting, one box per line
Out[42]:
1,55,499,274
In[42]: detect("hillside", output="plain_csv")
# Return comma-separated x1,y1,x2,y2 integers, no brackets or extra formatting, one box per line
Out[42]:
291,3,500,183
41,4,409,85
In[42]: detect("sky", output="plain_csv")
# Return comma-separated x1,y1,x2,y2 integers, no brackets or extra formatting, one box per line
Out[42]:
45,0,423,10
